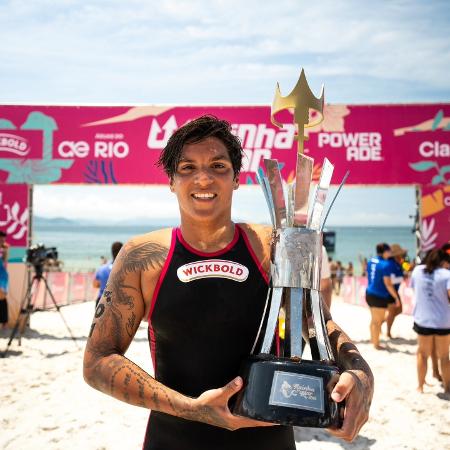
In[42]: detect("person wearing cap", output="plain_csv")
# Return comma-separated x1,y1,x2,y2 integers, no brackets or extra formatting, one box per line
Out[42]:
385,243,407,338
366,243,401,349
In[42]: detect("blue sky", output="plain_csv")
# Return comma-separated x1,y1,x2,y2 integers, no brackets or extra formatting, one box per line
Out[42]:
1,0,449,225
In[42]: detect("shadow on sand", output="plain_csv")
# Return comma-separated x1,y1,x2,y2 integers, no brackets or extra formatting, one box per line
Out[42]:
294,427,376,449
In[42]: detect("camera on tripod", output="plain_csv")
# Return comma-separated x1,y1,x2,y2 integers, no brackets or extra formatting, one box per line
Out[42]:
26,244,58,269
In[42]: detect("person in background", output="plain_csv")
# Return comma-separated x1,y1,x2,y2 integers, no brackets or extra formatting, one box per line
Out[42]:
429,243,450,382
385,244,407,338
0,231,9,328
330,257,337,293
346,262,354,277
366,243,390,285
320,247,333,309
410,248,450,395
335,261,344,295
93,241,123,306
365,243,401,349
359,255,368,277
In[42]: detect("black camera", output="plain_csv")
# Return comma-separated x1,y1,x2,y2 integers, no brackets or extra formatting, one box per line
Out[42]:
26,244,58,267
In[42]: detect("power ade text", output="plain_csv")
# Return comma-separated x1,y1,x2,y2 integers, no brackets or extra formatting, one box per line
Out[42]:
318,132,383,161
57,141,129,158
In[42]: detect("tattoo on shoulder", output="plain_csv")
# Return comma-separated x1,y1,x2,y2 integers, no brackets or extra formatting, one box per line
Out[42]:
86,241,169,349
121,241,169,273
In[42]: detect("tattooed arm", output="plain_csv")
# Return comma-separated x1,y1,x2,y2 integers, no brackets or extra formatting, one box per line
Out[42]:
83,232,273,430
83,235,187,411
322,304,374,441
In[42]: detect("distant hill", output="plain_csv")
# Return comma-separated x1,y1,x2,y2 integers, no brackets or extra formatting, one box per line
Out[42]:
33,215,179,227
33,216,79,226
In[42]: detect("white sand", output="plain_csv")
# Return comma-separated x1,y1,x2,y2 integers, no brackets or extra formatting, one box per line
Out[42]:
0,299,449,450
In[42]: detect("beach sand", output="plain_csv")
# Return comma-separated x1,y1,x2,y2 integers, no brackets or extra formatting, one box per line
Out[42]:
0,298,449,450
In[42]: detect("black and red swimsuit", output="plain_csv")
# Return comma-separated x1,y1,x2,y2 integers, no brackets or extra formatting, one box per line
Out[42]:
143,224,295,450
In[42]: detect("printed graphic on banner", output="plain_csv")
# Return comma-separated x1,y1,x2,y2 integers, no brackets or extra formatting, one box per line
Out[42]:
0,103,448,186
0,111,73,184
0,130,43,159
0,184,29,247
420,184,450,251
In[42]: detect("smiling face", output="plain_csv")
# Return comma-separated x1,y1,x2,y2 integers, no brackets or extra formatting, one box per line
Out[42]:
170,137,239,225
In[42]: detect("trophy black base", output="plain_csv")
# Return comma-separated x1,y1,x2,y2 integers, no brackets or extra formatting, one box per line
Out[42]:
231,355,343,428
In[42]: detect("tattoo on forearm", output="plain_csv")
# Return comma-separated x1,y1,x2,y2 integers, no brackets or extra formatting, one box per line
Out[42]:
110,365,127,394
126,311,136,337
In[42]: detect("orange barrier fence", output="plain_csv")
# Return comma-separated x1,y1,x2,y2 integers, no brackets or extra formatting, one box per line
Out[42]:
340,276,415,315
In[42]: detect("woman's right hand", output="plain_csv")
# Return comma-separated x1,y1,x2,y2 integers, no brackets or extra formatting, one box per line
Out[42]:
186,377,276,430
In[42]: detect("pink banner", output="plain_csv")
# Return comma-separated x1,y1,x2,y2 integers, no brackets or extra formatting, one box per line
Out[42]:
69,272,87,303
33,272,69,308
0,184,29,247
420,184,450,251
0,104,448,250
341,276,414,315
0,104,448,186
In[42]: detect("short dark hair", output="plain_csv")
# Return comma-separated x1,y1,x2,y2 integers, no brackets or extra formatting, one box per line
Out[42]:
0,231,6,238
111,241,123,261
376,242,390,255
157,115,243,180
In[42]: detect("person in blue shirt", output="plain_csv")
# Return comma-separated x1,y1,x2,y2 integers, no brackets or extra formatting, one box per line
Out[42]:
385,244,407,338
365,243,401,349
366,242,390,286
93,241,123,306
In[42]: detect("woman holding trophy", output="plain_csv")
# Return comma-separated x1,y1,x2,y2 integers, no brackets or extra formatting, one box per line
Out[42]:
83,113,374,450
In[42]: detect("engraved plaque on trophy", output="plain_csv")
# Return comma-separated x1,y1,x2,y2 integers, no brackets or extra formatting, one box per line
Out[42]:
231,70,345,428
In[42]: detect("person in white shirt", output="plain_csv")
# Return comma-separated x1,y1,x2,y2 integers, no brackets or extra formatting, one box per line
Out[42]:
410,248,450,394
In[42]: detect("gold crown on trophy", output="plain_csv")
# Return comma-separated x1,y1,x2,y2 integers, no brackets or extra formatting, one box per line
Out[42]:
271,68,325,153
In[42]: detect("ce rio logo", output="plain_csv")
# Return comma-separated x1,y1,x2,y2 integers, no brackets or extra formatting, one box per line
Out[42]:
57,140,129,158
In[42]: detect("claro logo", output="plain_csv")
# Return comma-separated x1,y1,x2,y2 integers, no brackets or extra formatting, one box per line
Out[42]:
0,133,31,156
177,259,249,283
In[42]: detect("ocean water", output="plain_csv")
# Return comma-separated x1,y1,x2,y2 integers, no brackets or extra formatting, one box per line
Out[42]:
32,223,416,274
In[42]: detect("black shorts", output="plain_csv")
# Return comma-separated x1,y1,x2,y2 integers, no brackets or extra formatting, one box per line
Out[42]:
413,322,450,336
366,292,394,308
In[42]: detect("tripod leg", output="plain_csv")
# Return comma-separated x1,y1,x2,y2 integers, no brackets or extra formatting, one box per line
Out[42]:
42,277,79,349
1,277,37,358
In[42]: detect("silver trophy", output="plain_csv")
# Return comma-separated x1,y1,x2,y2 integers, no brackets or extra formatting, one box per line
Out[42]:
232,70,347,428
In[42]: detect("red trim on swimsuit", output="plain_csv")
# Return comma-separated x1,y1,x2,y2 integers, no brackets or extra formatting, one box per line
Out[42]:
176,225,239,257
238,224,270,285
